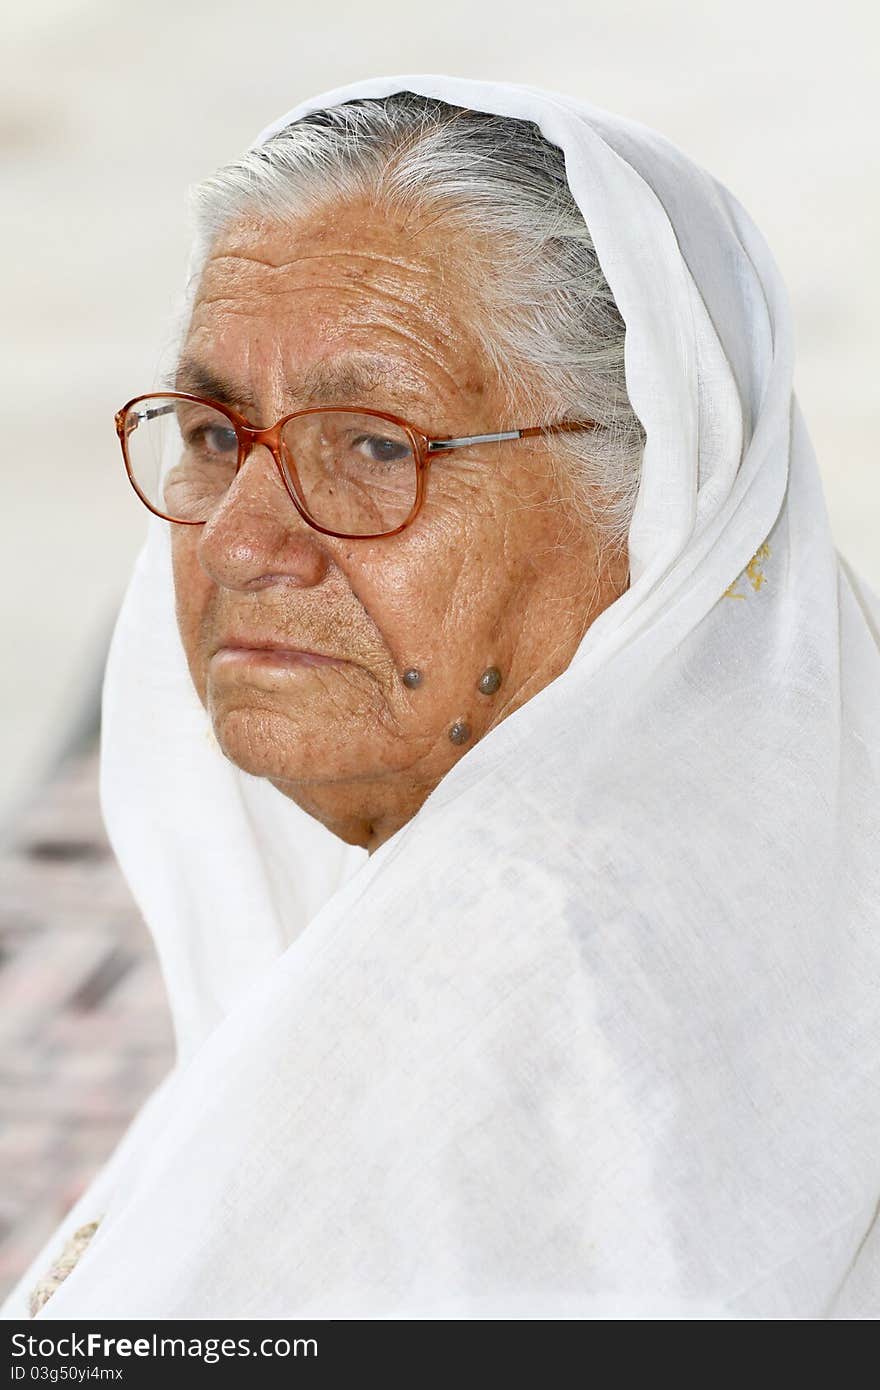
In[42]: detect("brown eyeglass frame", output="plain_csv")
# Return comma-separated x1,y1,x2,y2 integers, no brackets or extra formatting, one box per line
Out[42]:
115,391,601,541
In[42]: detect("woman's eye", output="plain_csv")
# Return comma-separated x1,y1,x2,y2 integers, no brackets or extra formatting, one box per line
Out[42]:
352,434,410,464
188,424,238,456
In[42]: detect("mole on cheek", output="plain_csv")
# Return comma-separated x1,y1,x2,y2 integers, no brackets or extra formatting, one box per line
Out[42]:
400,666,502,747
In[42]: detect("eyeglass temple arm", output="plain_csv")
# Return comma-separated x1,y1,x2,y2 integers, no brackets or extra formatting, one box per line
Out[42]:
116,403,177,435
426,420,598,451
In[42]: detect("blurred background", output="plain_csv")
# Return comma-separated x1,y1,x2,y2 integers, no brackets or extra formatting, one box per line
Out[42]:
0,0,877,1304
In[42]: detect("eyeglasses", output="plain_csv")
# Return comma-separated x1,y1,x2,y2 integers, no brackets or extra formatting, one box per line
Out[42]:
114,391,600,540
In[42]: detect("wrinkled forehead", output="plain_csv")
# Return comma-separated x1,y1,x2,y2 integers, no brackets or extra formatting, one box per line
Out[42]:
189,199,480,317
180,203,497,422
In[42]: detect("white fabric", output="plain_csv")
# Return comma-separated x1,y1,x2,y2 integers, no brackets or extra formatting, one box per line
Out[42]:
4,72,879,1321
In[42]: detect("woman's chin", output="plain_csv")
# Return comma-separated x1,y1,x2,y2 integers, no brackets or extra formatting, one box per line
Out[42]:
208,702,365,785
209,704,313,781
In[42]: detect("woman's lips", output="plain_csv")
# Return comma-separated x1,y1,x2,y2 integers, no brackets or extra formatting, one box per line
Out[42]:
212,646,348,669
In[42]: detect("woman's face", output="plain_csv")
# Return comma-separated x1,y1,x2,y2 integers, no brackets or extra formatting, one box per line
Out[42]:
171,199,628,849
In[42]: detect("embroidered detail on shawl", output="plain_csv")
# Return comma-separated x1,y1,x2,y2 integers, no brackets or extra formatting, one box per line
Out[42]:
28,1218,102,1318
723,541,771,600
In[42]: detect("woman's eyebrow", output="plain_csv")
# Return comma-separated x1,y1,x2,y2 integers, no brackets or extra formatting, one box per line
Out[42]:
170,355,427,411
171,359,247,409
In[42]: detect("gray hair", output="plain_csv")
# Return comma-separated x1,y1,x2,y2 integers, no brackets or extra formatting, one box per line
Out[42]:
181,92,645,557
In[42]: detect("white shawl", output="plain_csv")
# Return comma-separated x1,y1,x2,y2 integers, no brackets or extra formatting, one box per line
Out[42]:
4,72,879,1320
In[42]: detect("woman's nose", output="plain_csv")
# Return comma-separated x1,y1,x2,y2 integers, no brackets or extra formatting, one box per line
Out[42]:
195,442,331,592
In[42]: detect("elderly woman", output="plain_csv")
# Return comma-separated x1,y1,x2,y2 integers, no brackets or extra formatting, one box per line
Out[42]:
4,74,879,1321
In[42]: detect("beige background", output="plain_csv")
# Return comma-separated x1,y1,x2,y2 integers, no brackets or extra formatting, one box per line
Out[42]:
1,0,877,827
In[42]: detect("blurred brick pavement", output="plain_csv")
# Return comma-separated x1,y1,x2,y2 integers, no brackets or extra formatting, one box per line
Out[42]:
0,735,174,1302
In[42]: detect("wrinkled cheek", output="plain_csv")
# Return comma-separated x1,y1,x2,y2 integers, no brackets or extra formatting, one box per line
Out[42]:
170,538,213,703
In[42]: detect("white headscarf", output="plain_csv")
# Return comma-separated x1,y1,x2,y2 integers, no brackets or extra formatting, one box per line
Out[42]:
4,73,879,1321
